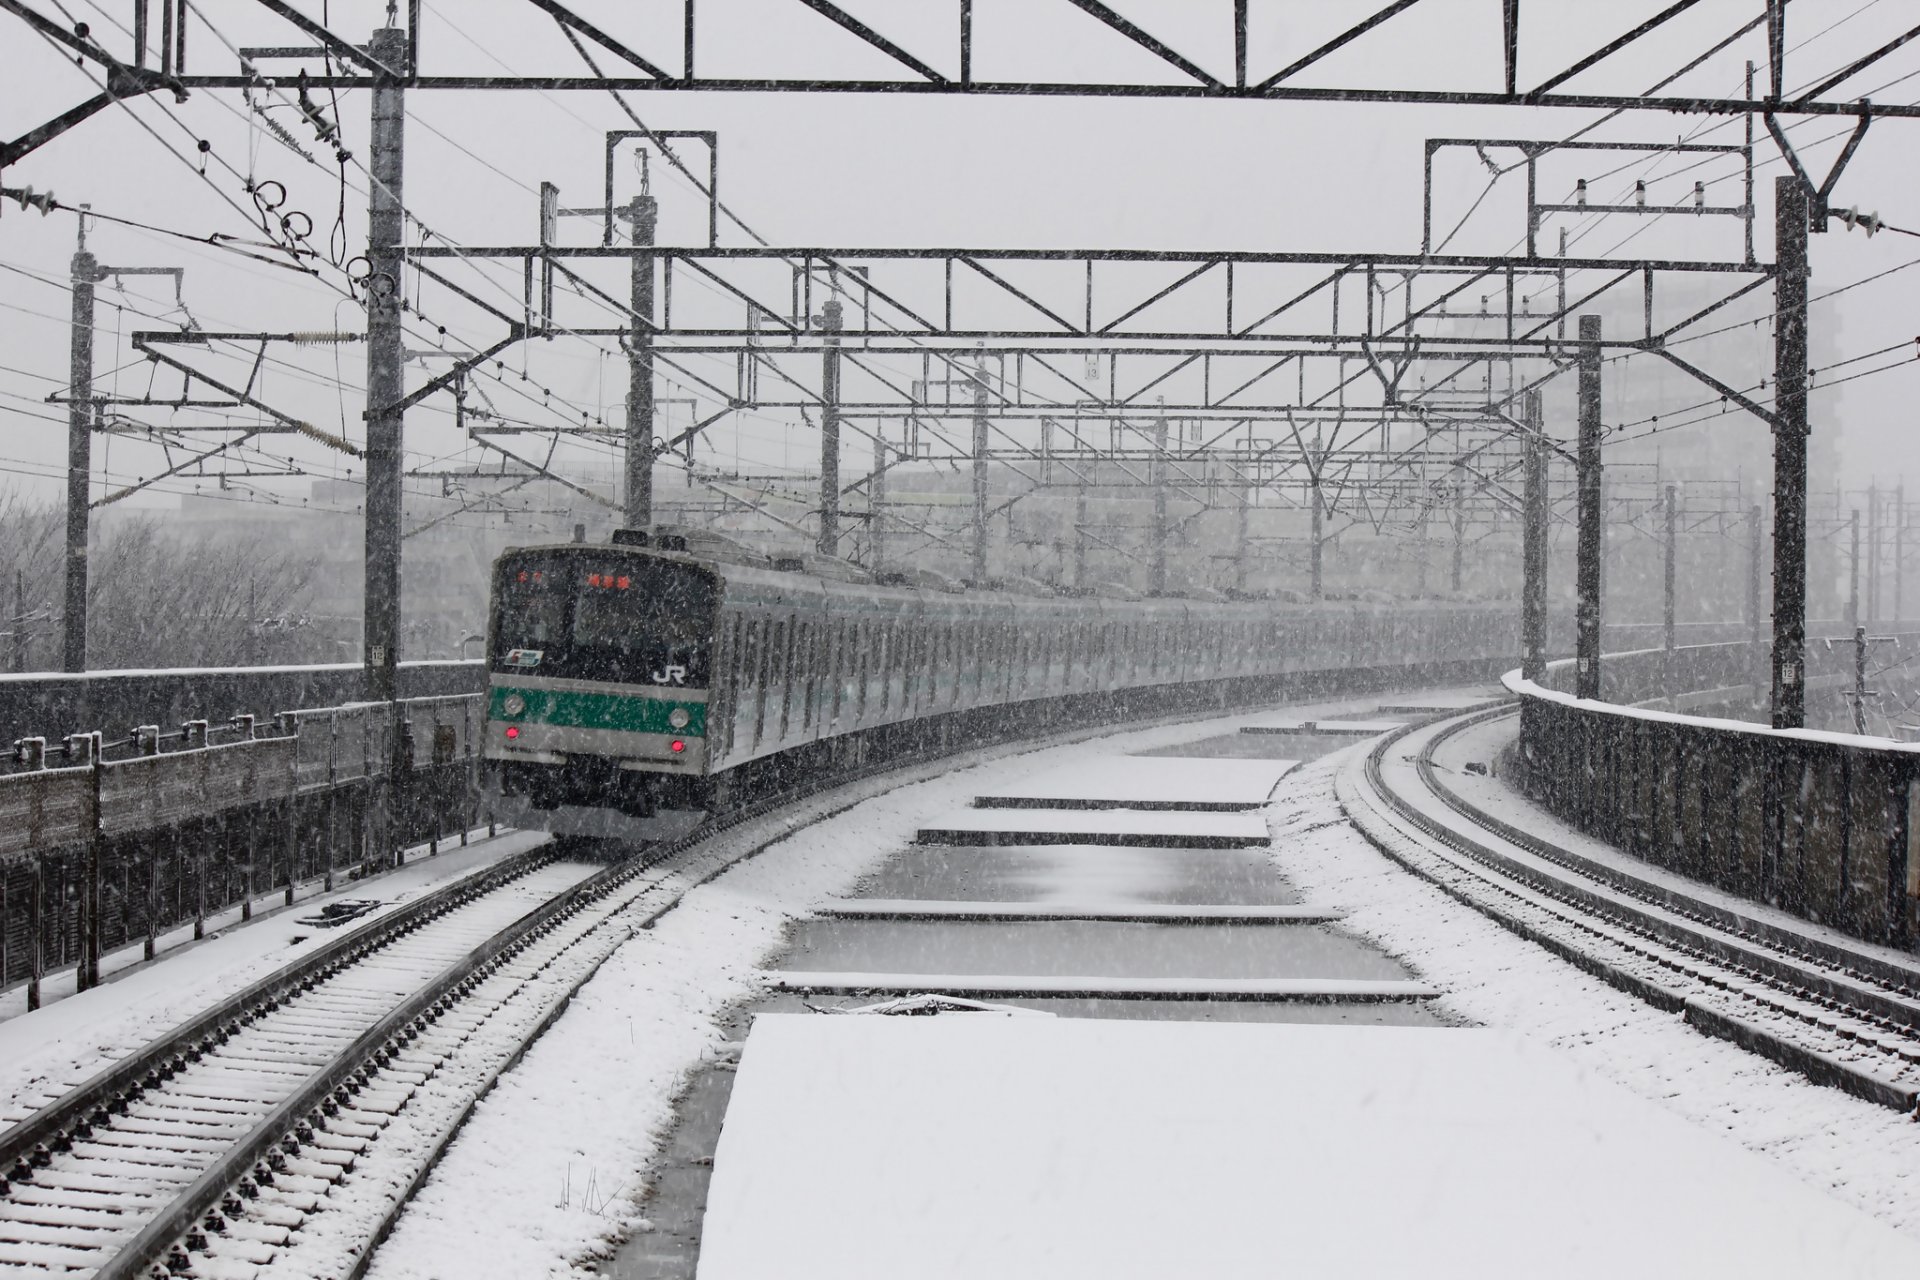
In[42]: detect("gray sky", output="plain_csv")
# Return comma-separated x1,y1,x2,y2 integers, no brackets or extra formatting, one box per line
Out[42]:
3,0,1919,519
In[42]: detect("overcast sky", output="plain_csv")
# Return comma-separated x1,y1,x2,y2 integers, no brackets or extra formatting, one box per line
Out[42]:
3,0,1919,521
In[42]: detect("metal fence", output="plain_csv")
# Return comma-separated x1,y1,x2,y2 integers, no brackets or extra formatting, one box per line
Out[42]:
0,694,488,1004
1510,640,1920,950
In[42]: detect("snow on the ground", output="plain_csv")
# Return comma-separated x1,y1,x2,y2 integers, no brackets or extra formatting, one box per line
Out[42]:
360,694,1416,1280
0,827,550,1124
1274,748,1920,1241
697,1015,1920,1280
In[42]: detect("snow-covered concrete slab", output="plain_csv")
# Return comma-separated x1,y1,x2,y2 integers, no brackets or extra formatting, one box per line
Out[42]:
1375,690,1505,714
697,1017,1920,1280
1238,718,1406,736
972,757,1295,811
764,974,1436,1001
917,809,1270,848
818,900,1341,923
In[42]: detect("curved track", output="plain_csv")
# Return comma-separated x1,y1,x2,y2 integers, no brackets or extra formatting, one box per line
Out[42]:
5,675,1397,1278
1341,703,1920,1113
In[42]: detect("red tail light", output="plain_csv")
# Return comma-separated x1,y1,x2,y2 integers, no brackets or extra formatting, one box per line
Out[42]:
504,726,520,740
670,739,686,753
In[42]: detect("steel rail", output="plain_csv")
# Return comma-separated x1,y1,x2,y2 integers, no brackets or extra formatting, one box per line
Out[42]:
1352,703,1920,1112
0,840,559,1180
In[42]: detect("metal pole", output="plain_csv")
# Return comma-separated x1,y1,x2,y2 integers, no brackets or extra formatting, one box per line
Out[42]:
869,430,886,572
1847,509,1861,632
1748,503,1764,695
1868,485,1881,626
1663,484,1678,651
1576,313,1604,700
1073,479,1088,589
1521,389,1548,681
1897,484,1907,623
1770,175,1811,729
1309,473,1325,600
971,350,989,582
1149,414,1169,595
1234,477,1251,595
1450,462,1466,593
362,25,409,703
64,219,98,673
817,297,843,555
625,194,658,530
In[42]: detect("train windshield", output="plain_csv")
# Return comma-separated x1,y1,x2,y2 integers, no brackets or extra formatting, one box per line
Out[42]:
491,551,717,685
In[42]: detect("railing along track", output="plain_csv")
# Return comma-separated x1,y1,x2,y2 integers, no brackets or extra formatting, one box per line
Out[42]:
1347,703,1920,1114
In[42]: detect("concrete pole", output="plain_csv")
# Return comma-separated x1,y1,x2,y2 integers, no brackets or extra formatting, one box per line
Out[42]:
1521,389,1548,681
1749,502,1765,698
362,25,409,702
624,194,658,530
1575,314,1604,700
63,220,98,673
971,351,989,581
1149,414,1169,595
817,298,843,556
1770,176,1811,729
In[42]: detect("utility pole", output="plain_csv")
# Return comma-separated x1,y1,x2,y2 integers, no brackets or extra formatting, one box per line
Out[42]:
1897,483,1907,623
1847,509,1861,632
1073,479,1088,589
971,349,989,582
1575,313,1603,700
1234,477,1251,595
1771,175,1811,730
1450,462,1466,593
362,24,409,703
1852,625,1869,734
1149,413,1169,595
1663,485,1678,651
1309,473,1325,600
1748,504,1764,689
817,297,843,556
869,431,886,573
624,192,658,530
1867,485,1881,626
63,216,102,673
1521,389,1548,682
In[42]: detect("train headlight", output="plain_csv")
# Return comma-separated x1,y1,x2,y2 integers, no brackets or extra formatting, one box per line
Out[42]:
668,707,691,729
502,694,526,716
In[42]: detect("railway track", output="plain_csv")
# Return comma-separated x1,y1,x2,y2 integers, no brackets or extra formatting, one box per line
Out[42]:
1340,702,1920,1114
5,675,1374,1279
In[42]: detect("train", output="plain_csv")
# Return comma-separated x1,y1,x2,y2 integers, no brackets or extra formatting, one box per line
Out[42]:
481,527,1522,836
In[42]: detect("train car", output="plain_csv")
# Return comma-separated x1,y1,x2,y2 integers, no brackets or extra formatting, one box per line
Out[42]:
483,527,1520,837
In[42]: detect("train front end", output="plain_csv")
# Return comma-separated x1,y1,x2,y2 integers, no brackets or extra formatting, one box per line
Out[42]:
483,543,718,838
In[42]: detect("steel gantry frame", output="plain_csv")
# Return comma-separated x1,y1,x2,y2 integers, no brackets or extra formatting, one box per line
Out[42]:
4,1,1898,728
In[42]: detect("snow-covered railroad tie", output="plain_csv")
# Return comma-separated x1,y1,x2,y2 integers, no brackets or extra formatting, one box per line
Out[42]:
0,856,599,1277
1343,704,1920,1114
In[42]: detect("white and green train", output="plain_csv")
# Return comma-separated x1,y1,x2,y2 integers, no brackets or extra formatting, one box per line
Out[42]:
484,527,1522,837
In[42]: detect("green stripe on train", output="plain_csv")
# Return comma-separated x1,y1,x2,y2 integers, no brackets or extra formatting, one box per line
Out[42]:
488,686,707,736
